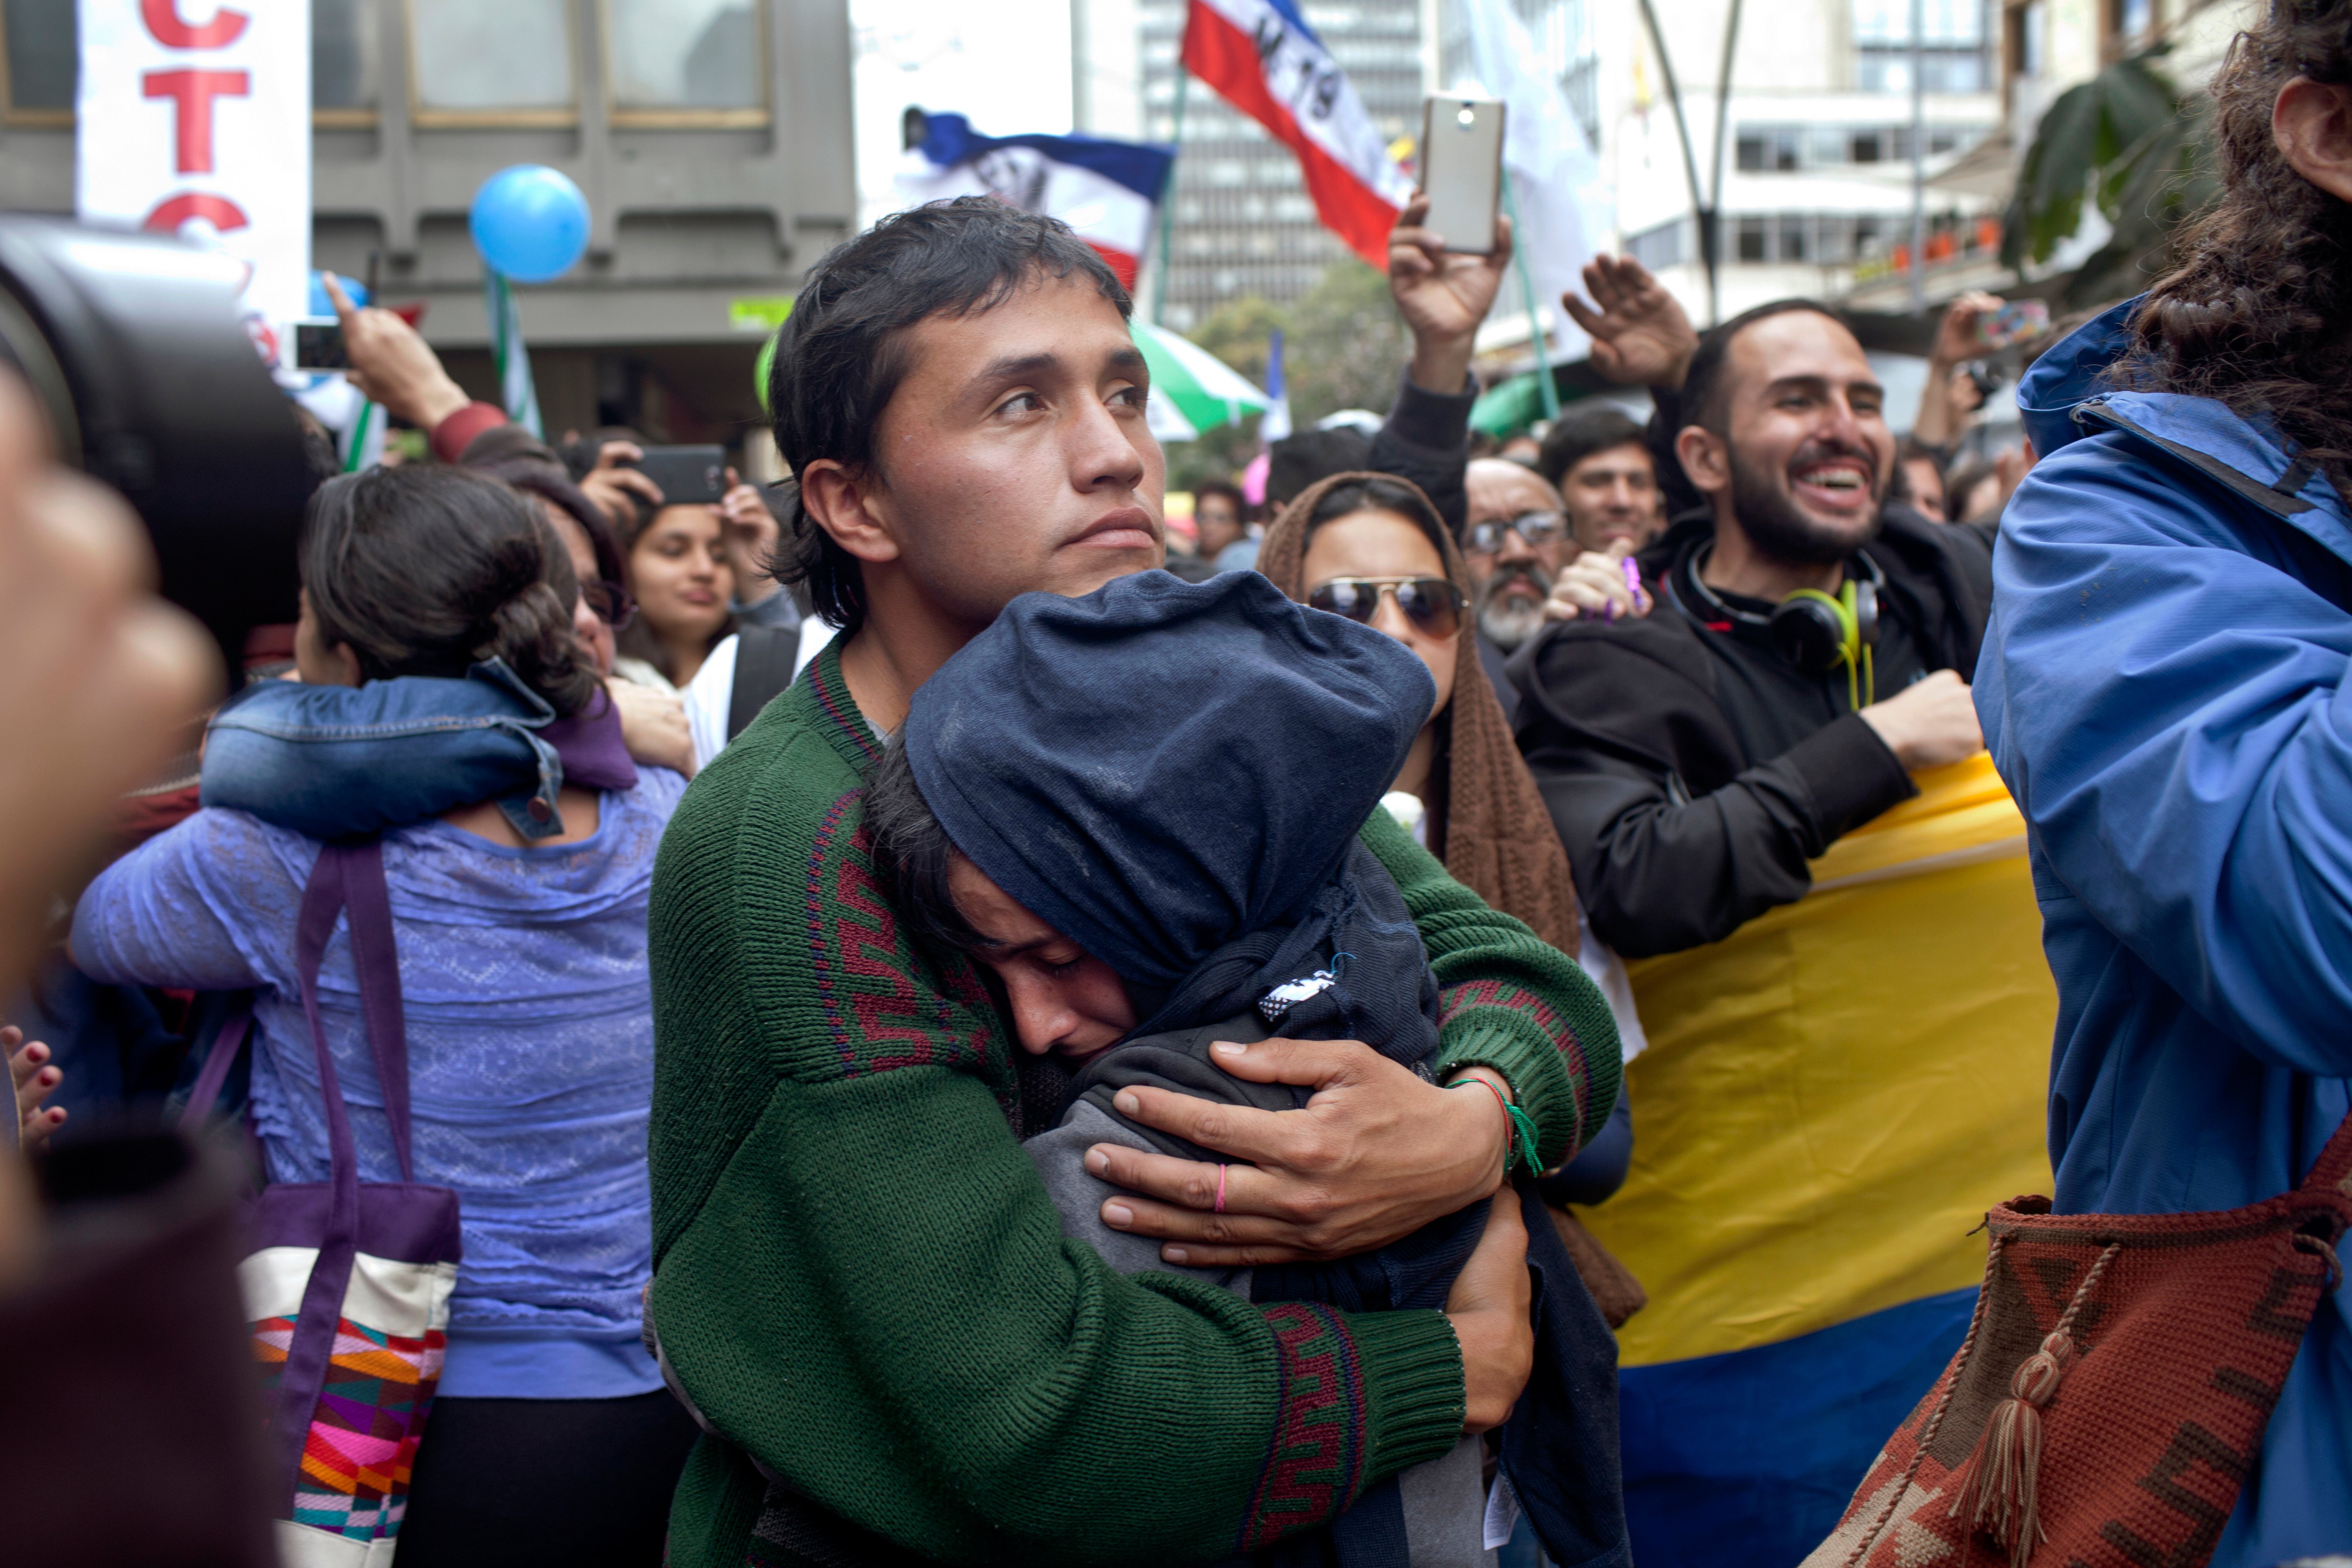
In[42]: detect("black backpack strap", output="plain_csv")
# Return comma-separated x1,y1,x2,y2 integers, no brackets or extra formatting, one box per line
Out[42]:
729,624,802,741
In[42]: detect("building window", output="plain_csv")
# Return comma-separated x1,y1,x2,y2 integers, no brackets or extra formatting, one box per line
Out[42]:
314,0,379,119
1854,0,1991,93
2110,0,2150,45
1736,121,1986,171
1625,217,1688,271
408,0,575,121
606,0,763,121
2013,0,2045,76
2,0,73,123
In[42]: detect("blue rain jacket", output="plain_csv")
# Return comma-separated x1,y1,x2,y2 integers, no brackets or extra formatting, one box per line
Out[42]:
1978,300,2352,1563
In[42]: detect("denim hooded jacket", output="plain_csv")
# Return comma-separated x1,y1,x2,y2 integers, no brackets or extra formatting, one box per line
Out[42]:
1978,299,2352,1563
202,659,578,841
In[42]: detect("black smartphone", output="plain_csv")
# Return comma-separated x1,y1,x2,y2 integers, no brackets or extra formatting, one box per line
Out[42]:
294,320,348,371
629,444,728,506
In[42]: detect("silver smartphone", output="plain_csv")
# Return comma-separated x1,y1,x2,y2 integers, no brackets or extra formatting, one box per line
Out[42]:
1419,95,1506,255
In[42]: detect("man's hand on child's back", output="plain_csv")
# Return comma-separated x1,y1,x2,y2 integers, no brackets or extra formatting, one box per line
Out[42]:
1085,1037,1511,1266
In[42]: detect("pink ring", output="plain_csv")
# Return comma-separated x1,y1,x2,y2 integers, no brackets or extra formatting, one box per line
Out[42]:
1214,1163,1229,1214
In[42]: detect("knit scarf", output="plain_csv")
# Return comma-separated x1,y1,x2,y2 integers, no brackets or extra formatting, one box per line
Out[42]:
1255,472,1582,955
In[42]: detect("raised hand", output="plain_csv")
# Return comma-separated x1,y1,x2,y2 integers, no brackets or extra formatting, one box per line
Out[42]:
578,440,663,531
1561,255,1701,390
1389,194,1514,395
322,273,472,432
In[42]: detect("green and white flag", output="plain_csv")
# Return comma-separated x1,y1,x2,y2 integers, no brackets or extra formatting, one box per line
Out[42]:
485,270,542,438
1132,321,1269,444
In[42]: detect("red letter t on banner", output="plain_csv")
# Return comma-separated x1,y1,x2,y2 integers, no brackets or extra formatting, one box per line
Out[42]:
142,69,250,173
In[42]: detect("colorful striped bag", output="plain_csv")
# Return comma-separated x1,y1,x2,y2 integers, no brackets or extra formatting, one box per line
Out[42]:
182,840,462,1567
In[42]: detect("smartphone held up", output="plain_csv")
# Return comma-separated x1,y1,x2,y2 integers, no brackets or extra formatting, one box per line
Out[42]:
1418,96,1505,255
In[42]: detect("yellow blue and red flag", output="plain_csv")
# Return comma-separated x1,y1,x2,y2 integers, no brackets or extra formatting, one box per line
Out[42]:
1578,755,2057,1567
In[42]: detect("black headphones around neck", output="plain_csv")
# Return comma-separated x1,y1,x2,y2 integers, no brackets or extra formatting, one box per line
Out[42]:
1683,548,1883,708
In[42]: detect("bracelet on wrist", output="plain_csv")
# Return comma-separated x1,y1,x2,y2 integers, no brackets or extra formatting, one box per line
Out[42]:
1448,1076,1541,1176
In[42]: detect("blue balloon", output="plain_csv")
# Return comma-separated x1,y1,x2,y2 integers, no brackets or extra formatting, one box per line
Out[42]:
469,165,590,284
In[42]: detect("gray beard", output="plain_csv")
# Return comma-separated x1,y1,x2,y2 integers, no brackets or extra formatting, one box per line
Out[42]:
1478,596,1547,651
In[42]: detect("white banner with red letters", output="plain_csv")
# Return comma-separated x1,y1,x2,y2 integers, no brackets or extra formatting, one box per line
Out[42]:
75,0,311,362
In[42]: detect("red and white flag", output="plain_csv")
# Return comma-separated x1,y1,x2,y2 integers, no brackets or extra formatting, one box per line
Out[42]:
1181,0,1414,268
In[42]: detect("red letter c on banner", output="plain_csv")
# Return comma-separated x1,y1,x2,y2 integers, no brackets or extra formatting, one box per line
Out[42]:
142,191,251,235
140,0,249,49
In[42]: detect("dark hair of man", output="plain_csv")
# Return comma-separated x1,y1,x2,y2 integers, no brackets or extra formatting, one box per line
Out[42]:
2117,0,2352,483
1193,478,1247,520
1267,427,1374,510
767,197,1131,636
1302,475,1451,558
864,738,987,961
1536,404,1648,488
300,466,600,717
1679,298,1847,435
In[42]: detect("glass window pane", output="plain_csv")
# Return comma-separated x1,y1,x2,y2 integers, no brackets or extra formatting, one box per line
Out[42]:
608,0,759,110
411,0,573,111
315,0,378,109
5,0,75,111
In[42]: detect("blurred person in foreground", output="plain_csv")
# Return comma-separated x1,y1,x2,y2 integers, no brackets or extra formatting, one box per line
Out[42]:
0,363,288,1566
644,196,1618,1566
77,467,694,1566
1975,2,2352,1554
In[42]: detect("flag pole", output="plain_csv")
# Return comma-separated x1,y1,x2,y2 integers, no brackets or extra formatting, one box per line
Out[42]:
1500,172,1560,422
1150,63,1189,326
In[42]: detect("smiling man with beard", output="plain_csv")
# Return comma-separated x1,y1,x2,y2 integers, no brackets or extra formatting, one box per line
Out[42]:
1511,299,1993,958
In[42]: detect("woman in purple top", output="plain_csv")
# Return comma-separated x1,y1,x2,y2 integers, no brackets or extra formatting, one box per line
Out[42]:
73,467,692,1568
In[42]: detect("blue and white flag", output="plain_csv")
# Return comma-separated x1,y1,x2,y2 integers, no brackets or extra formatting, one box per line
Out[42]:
895,113,1173,289
1260,327,1292,443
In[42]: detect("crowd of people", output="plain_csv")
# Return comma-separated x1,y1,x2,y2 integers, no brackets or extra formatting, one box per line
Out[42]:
3,4,2351,1564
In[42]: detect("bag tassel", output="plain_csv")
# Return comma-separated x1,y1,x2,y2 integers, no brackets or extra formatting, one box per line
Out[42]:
1949,1242,2120,1568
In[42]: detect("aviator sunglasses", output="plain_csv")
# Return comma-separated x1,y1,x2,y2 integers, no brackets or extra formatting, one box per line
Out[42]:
1307,576,1466,638
583,578,637,632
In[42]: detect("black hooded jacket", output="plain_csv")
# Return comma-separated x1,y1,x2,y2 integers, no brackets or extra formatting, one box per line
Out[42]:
1507,503,1996,959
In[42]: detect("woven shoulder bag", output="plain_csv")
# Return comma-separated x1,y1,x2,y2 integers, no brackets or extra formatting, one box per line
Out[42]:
1804,1112,2352,1568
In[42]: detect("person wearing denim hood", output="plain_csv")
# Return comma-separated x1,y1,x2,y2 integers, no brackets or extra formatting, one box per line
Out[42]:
864,569,1629,1568
1973,4,2352,1558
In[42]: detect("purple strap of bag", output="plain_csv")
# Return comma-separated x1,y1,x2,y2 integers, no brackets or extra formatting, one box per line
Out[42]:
178,840,462,1522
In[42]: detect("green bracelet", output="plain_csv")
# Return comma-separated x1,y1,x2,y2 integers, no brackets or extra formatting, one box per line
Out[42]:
1449,1078,1542,1175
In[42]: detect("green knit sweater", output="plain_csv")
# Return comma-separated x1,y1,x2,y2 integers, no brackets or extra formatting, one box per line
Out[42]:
647,642,1620,1567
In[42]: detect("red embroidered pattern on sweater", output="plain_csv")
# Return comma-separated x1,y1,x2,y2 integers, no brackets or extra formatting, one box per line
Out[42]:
1235,1302,1368,1553
803,794,998,1080
1439,977,1590,1131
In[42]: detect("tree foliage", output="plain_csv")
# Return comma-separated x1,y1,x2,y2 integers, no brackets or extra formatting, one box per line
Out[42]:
2001,45,2221,305
1165,259,1407,493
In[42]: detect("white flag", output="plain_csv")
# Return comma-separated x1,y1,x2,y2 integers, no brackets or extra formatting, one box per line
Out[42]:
1457,0,1611,364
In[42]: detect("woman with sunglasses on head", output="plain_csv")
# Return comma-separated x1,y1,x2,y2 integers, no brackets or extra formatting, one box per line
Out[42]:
1259,474,1645,1314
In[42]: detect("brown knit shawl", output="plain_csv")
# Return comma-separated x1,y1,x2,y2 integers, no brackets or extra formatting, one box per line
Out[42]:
1256,471,1581,954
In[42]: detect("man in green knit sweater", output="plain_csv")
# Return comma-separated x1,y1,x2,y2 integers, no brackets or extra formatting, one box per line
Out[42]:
647,197,1621,1566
